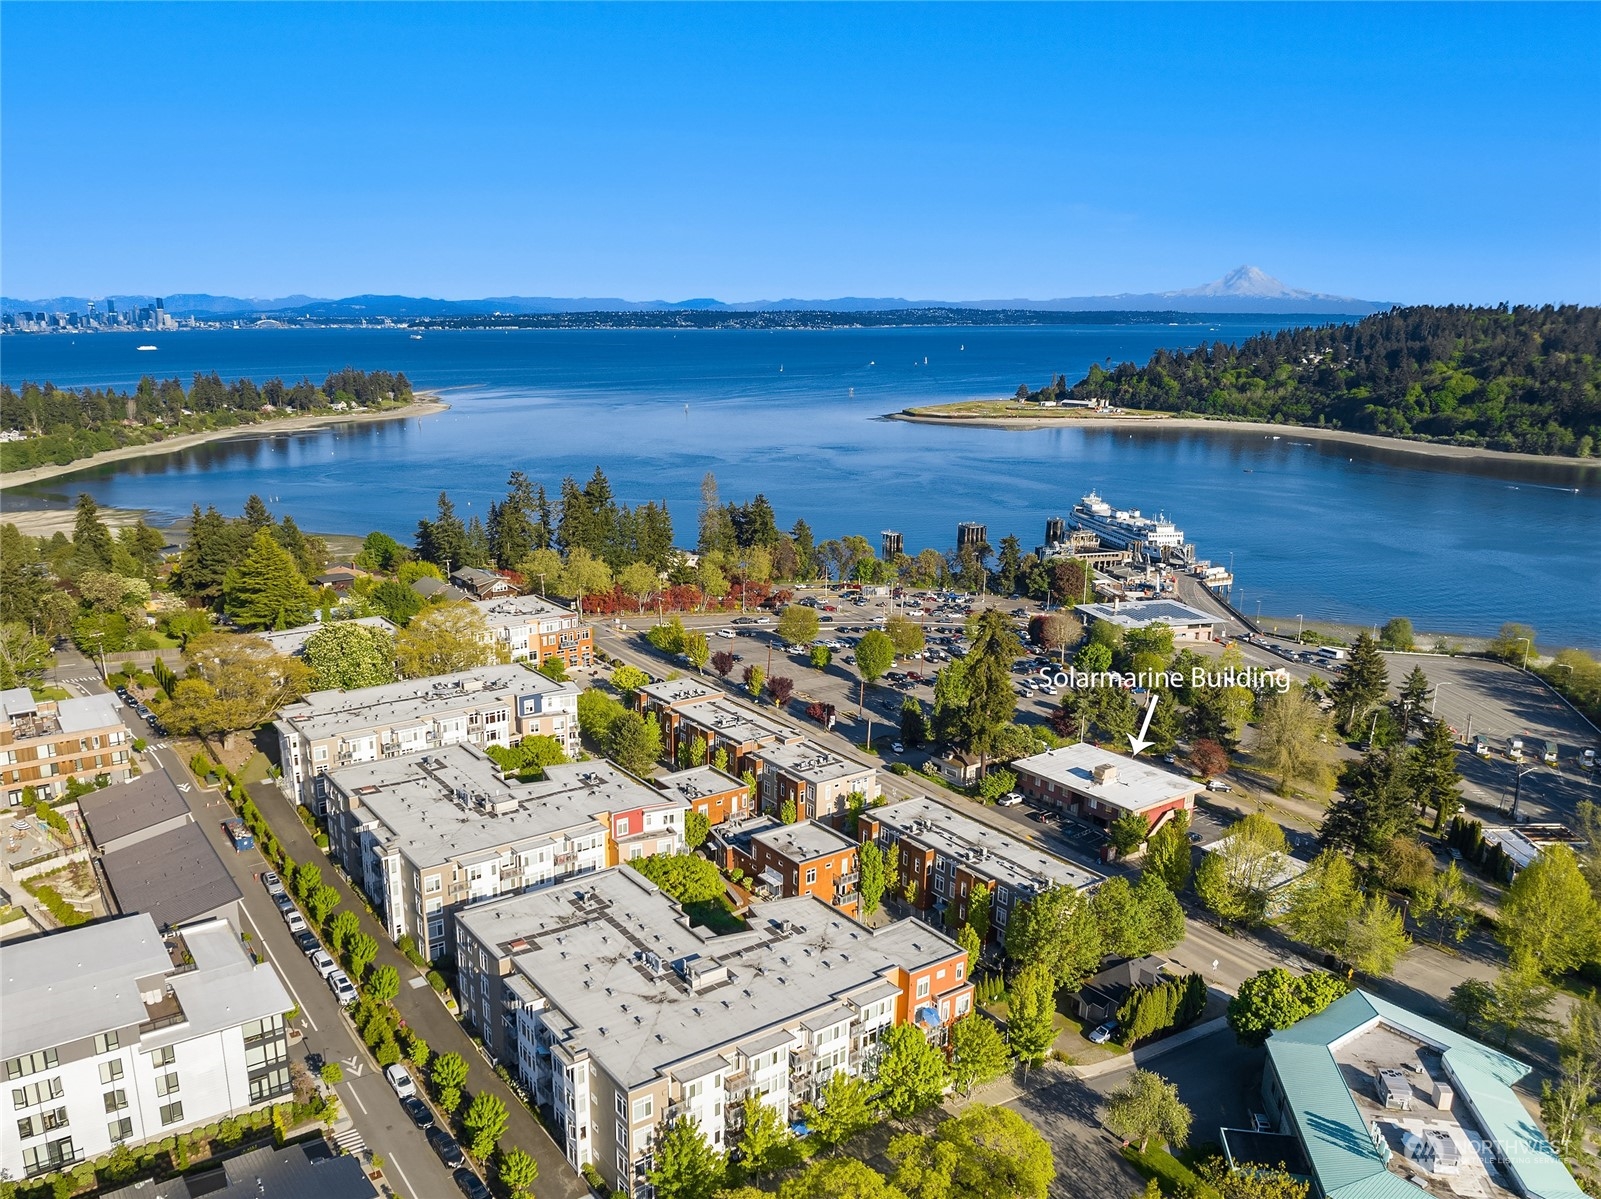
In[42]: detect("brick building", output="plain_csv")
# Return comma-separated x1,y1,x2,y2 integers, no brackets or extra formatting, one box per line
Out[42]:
656,765,750,827
751,739,879,822
710,816,860,915
1011,744,1200,834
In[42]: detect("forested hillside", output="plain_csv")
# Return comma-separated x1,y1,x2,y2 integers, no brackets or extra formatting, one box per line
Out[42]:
0,368,414,473
1029,305,1600,456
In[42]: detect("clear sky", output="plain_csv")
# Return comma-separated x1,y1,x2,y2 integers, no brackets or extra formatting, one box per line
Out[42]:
3,3,1597,304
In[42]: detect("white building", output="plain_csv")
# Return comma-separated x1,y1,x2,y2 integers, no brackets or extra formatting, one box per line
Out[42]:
470,595,594,671
1,915,294,1181
322,745,686,960
274,664,580,811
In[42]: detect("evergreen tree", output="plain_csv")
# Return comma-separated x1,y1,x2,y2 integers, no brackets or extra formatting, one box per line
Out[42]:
222,530,315,630
1411,718,1464,831
415,492,469,570
490,471,540,569
1321,750,1415,854
241,493,274,533
1396,665,1433,734
1330,632,1389,734
789,519,816,579
70,492,117,573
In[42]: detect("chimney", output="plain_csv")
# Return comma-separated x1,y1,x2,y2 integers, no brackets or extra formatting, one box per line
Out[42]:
1092,763,1118,785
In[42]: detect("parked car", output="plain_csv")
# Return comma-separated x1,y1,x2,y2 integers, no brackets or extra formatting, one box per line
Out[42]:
400,1095,435,1129
891,742,904,754
716,629,735,639
1088,1021,1116,1044
283,909,307,934
997,792,1024,807
273,892,295,914
454,1168,492,1199
262,871,286,897
309,949,337,979
1205,779,1231,793
428,1127,466,1169
291,929,320,954
327,970,357,1006
755,616,772,625
385,1063,417,1100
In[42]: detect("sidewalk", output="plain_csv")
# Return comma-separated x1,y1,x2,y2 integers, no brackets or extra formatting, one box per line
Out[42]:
246,777,588,1199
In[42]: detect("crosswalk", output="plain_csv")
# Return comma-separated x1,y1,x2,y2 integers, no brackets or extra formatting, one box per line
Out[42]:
331,1126,367,1158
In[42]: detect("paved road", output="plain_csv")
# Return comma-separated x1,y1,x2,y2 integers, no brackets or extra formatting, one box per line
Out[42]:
246,773,589,1199
47,647,462,1199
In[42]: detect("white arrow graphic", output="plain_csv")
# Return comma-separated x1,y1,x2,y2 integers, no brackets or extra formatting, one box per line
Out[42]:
1127,692,1160,756
342,1055,365,1077
177,784,191,793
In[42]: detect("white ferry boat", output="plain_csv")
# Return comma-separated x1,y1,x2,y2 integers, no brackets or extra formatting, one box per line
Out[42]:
1069,491,1187,561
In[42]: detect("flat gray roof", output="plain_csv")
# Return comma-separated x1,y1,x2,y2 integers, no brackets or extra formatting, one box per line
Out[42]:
458,867,965,1088
150,918,293,1050
78,772,191,849
867,796,1101,893
677,697,795,746
1076,599,1219,629
1012,743,1200,814
472,594,580,626
658,765,745,802
752,739,874,784
331,746,681,870
100,1141,378,1199
0,914,170,1059
638,677,720,707
102,822,243,932
752,820,858,863
56,693,122,733
279,664,575,742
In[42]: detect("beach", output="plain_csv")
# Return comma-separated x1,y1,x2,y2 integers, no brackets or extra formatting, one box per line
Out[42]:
0,395,451,490
888,405,1601,469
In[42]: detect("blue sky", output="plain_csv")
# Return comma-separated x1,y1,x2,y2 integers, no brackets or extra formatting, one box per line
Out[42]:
3,3,1597,304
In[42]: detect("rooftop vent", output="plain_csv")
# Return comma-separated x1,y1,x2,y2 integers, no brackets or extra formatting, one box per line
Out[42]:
1092,763,1118,785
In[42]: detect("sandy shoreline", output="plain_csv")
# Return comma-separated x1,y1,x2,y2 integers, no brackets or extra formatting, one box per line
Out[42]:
888,408,1601,469
0,395,451,490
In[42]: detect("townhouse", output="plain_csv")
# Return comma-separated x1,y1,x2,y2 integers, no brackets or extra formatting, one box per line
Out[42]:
274,665,580,812
471,595,594,671
656,765,750,827
454,868,972,1199
635,681,795,775
322,745,685,961
1,689,131,805
1011,743,1200,835
859,796,1100,944
751,738,878,822
0,915,293,1180
709,816,861,916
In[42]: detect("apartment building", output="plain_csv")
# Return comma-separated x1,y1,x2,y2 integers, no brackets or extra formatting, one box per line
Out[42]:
636,683,797,777
274,665,580,811
709,816,861,916
323,745,685,961
0,915,293,1180
655,766,749,827
1,689,131,805
751,739,878,822
471,595,594,671
1011,743,1200,834
859,797,1100,945
454,868,972,1199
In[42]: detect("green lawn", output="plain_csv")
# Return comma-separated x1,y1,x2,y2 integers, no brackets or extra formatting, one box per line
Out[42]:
1121,1145,1220,1199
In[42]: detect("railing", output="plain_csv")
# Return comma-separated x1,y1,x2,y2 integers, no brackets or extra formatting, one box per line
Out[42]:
139,1011,188,1034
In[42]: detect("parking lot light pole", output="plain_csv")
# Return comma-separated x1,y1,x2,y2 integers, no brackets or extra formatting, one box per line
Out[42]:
1430,682,1453,716
1510,765,1538,822
1514,636,1532,671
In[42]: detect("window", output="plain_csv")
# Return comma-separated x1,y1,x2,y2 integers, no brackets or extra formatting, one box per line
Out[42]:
617,818,631,836
425,875,442,894
149,1046,175,1068
805,868,817,885
104,1090,128,1113
915,978,931,999
12,1078,63,1109
249,1066,291,1103
94,1032,120,1054
243,1015,284,1043
108,1117,133,1142
22,1137,75,1177
632,1096,653,1124
245,1040,287,1071
615,1093,626,1118
160,1101,184,1126
17,1109,69,1140
99,1060,124,1084
955,962,965,980
154,1072,180,1097
4,1050,58,1081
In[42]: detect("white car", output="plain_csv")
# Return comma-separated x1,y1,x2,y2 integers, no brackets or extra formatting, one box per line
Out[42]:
385,1063,418,1100
309,949,338,979
997,792,1024,807
755,616,772,625
715,629,735,639
1087,1021,1116,1044
328,970,358,1006
283,909,307,934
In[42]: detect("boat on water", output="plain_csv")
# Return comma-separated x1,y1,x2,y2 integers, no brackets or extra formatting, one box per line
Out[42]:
137,345,157,351
1068,491,1188,562
409,334,423,340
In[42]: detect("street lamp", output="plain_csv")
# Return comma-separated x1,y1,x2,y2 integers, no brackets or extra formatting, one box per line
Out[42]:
1514,635,1532,671
1430,681,1453,716
1296,614,1304,639
1510,764,1538,822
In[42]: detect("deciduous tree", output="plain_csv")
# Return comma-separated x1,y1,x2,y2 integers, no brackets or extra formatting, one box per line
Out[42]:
1497,845,1601,977
1003,884,1102,987
165,634,312,751
947,1014,1011,1096
302,621,397,690
395,602,505,678
1144,811,1193,893
649,1117,725,1199
605,711,664,775
890,1105,1055,1199
1005,963,1057,1067
801,1070,877,1148
1104,1070,1191,1152
463,1091,509,1161
874,1023,949,1117
1255,686,1336,795
1195,814,1288,926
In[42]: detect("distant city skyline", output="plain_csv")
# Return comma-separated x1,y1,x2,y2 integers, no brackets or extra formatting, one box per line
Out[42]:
2,3,1597,304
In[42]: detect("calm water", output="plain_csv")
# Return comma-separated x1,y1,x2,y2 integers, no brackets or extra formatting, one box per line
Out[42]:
3,326,1598,647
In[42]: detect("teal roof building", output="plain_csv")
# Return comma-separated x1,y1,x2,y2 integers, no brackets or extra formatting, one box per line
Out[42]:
1258,990,1583,1199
